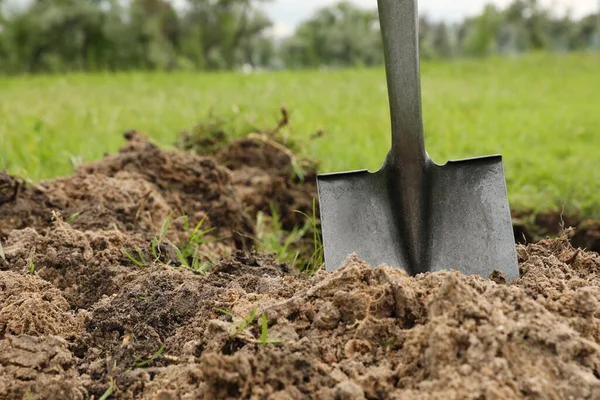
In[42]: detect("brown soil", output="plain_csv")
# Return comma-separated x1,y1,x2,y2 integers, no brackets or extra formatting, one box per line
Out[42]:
1,132,600,399
215,133,319,231
513,210,600,254
179,108,319,231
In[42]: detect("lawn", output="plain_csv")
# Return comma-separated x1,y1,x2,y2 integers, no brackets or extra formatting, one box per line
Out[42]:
1,52,599,217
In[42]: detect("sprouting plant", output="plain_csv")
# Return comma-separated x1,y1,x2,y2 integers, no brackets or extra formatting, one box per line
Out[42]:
98,383,114,400
135,344,166,368
384,337,398,349
290,158,305,182
254,313,280,345
28,259,35,275
69,154,84,171
151,212,173,261
66,211,81,224
216,308,258,337
256,204,310,268
121,247,147,267
180,214,216,256
171,214,219,273
295,198,324,275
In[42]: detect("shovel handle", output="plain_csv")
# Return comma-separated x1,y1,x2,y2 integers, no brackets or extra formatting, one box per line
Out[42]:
378,0,426,164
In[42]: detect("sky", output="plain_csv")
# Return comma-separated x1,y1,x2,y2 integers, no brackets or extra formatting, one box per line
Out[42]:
266,0,600,37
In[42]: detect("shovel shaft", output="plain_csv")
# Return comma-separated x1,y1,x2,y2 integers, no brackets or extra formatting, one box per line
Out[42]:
378,0,426,164
378,0,429,272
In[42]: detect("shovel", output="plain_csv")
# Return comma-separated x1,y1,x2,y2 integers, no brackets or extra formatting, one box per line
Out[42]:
316,0,519,280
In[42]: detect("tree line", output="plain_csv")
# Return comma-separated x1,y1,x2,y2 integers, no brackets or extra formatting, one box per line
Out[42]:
0,0,598,74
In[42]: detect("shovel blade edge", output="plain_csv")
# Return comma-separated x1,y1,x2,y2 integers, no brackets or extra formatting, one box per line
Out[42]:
316,156,519,281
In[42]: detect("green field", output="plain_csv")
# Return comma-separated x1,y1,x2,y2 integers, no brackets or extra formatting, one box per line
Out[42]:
1,53,600,217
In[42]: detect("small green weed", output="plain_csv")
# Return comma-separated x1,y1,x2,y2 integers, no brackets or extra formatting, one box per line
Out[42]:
256,204,310,269
121,247,147,267
254,313,281,345
151,212,173,261
135,344,166,368
66,211,81,224
171,214,218,274
216,307,258,337
28,259,35,275
179,214,216,256
295,198,324,275
98,383,114,400
216,308,280,345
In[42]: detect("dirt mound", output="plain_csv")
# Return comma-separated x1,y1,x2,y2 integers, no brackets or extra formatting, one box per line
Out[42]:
2,223,600,399
1,132,254,254
178,109,319,231
80,130,255,249
216,134,319,231
2,128,600,399
97,238,600,400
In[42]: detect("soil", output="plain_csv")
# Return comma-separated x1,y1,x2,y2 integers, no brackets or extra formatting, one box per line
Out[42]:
513,210,600,254
1,131,600,399
179,108,319,230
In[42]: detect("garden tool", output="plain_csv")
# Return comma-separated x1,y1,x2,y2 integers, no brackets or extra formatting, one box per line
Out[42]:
316,0,519,280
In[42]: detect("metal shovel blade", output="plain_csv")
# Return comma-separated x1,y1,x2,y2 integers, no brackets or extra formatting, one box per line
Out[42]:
317,0,519,280
317,155,519,281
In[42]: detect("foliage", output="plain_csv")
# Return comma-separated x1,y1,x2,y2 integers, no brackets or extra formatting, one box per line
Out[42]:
282,0,600,67
0,0,274,73
255,313,280,345
255,205,311,270
0,0,598,72
171,214,217,274
281,1,383,68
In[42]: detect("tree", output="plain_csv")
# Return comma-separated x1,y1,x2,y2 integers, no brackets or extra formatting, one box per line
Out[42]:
282,1,382,68
180,0,273,70
128,0,180,69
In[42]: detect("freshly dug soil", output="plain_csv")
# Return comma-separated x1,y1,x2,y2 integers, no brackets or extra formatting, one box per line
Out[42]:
215,133,318,231
179,110,319,231
0,131,254,252
1,132,600,399
513,209,600,254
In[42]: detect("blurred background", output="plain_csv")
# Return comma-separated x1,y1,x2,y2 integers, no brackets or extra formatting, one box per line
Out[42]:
0,0,598,73
1,0,600,223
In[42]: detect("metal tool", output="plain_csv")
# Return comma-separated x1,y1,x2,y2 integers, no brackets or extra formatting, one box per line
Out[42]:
316,0,519,280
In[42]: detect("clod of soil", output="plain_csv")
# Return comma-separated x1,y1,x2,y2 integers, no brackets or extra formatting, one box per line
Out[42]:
1,130,600,399
80,130,255,250
215,133,319,230
178,109,319,231
514,209,600,254
1,131,255,254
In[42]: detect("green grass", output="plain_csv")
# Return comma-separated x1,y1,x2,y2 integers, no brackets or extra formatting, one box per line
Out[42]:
1,53,600,217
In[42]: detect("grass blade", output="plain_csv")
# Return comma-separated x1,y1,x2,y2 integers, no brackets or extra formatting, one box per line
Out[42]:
135,345,166,368
121,247,146,267
99,385,114,400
